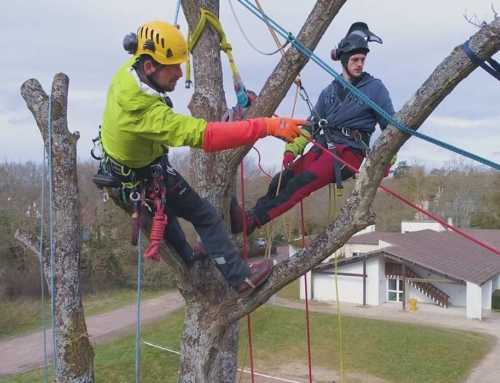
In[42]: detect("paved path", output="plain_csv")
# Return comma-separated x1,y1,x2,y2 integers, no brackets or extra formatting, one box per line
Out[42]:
2,293,499,381
0,291,184,377
272,297,500,383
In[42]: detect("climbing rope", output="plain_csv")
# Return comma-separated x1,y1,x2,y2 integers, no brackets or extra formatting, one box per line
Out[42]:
239,162,256,383
228,0,289,56
236,0,500,171
38,113,49,383
299,201,313,383
463,40,500,81
333,254,345,383
135,230,144,383
47,95,58,374
186,8,249,107
173,0,182,26
302,133,500,256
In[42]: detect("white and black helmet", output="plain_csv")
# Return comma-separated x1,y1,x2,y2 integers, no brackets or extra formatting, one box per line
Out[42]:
331,22,382,66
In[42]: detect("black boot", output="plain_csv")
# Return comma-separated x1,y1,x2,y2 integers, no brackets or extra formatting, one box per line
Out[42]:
230,196,258,235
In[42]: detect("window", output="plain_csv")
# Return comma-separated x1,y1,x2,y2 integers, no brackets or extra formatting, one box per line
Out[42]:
387,278,404,302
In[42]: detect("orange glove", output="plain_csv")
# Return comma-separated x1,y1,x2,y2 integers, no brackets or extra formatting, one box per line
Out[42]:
263,117,308,143
202,118,307,152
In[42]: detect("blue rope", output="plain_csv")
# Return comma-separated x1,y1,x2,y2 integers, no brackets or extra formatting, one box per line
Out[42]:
47,95,58,374
237,0,500,171
173,0,182,26
135,230,143,383
462,40,500,81
39,129,49,383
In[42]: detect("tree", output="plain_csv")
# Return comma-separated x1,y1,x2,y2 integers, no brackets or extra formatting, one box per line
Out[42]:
20,2,500,382
21,76,94,382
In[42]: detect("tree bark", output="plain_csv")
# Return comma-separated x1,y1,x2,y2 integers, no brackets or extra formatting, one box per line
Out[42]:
20,75,94,383
19,5,500,383
177,1,346,381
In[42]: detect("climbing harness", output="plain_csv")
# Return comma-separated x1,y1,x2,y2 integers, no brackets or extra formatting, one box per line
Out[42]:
185,8,250,108
91,134,169,261
462,40,500,81
236,0,500,171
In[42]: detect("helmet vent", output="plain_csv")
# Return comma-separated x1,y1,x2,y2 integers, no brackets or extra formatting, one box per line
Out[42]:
143,39,155,52
155,33,160,45
166,48,173,58
161,38,165,49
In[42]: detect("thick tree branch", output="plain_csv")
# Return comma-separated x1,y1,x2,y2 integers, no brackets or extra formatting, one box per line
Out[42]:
227,16,500,322
228,0,347,170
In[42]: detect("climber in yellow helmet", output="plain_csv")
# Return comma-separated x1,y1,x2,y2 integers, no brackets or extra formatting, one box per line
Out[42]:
99,21,307,295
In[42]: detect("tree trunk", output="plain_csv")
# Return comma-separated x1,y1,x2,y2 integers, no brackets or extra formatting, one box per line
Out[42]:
20,74,94,383
177,1,346,381
19,4,500,382
179,303,239,383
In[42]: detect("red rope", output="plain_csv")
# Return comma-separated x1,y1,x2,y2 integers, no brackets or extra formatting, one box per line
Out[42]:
300,201,313,383
305,138,500,257
252,146,274,179
240,162,256,383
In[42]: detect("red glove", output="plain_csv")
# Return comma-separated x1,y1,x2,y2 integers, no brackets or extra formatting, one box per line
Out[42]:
282,151,296,169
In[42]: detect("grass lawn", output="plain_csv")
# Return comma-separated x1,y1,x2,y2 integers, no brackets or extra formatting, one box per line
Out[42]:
277,278,300,300
2,305,492,383
0,289,165,339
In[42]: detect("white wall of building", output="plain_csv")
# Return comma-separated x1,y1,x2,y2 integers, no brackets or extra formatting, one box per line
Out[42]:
466,282,483,320
299,271,312,300
311,257,383,305
482,280,493,310
494,275,500,290
404,264,467,307
401,221,446,233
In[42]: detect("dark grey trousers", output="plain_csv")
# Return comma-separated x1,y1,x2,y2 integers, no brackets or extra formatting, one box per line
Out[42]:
159,158,250,287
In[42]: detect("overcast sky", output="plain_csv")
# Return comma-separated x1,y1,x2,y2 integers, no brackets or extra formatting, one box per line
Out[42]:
1,0,499,172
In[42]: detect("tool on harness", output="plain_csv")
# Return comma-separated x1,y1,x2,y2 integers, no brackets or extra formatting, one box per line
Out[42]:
90,133,169,256
143,165,168,261
462,40,500,81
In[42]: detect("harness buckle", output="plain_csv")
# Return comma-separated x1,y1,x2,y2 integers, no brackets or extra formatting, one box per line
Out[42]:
318,118,328,129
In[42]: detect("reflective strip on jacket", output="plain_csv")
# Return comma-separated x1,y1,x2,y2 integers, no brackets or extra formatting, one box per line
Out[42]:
101,58,207,168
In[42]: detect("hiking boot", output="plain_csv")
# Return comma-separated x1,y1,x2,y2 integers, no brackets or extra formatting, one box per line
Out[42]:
230,196,258,235
191,242,208,262
237,259,273,295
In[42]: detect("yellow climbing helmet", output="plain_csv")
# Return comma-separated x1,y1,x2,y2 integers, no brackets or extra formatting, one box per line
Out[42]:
133,21,188,65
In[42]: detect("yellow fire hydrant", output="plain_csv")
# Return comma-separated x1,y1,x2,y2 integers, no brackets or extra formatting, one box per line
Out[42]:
409,298,417,312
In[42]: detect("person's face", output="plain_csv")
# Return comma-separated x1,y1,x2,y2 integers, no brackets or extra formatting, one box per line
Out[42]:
346,53,366,78
144,61,183,92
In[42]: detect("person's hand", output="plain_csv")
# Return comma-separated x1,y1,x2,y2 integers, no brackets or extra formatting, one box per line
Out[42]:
264,117,308,142
282,151,296,169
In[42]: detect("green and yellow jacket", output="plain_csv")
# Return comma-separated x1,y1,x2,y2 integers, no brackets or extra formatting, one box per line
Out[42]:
101,58,207,168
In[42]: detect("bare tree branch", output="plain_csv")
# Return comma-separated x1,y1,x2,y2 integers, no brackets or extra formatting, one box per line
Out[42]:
14,229,41,259
228,15,500,322
228,0,348,170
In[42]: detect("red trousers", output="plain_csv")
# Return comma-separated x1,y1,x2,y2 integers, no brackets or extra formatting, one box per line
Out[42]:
253,145,363,225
